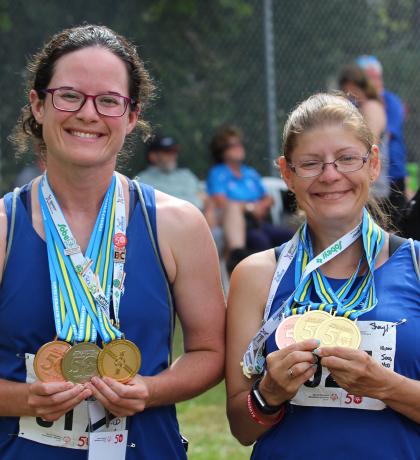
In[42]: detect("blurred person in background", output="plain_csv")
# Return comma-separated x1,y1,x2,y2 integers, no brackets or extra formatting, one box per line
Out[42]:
357,55,408,225
400,186,420,241
339,64,390,207
135,135,206,210
13,141,45,187
207,125,292,273
14,159,45,188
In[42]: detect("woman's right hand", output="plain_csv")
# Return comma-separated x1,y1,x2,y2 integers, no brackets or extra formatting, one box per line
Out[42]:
258,339,319,405
27,380,92,421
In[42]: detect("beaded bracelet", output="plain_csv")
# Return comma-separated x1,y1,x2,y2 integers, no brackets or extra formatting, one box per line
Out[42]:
247,393,285,426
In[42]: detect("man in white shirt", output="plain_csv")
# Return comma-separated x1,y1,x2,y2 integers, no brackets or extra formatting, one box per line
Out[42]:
135,135,205,210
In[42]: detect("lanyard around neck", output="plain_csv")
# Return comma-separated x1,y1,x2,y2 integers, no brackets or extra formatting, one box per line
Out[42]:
39,173,127,344
242,209,384,376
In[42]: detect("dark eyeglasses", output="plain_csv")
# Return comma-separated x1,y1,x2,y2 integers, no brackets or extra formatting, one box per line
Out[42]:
288,148,371,178
42,87,135,117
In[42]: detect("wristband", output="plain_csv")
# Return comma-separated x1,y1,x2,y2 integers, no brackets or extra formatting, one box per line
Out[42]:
250,377,284,415
247,393,285,426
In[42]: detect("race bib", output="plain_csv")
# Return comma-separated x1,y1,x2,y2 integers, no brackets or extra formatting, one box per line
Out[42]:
88,430,128,460
19,353,126,449
291,320,396,410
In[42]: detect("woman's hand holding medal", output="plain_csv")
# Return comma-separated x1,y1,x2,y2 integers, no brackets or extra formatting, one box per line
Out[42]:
85,374,150,417
314,346,400,400
27,380,92,422
258,339,319,405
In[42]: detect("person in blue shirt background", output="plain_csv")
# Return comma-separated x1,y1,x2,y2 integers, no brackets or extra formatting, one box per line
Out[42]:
357,55,408,227
207,125,292,273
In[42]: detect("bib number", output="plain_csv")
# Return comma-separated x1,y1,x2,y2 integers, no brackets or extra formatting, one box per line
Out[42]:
291,321,396,410
88,430,128,460
19,353,126,449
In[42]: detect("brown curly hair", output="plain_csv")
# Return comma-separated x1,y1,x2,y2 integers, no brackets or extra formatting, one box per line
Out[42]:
10,24,155,158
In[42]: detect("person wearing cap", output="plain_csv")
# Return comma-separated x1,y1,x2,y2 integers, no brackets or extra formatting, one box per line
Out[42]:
357,55,408,223
135,135,205,210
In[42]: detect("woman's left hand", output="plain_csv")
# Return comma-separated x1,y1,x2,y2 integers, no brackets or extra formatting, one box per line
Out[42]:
316,346,397,400
85,375,150,417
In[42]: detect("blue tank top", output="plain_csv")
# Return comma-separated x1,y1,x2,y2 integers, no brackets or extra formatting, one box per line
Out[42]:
0,181,187,459
251,240,420,460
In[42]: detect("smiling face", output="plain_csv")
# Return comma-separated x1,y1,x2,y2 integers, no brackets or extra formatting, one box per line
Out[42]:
30,46,138,170
280,123,380,233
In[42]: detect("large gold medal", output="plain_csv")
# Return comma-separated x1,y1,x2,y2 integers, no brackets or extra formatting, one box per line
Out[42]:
98,339,141,383
316,316,361,349
293,310,331,342
61,342,101,383
34,340,71,382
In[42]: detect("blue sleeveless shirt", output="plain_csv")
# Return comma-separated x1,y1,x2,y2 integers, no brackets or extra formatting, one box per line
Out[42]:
0,182,187,459
251,240,420,460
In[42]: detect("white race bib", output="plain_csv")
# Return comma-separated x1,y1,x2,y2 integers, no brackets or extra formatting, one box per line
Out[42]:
88,430,128,460
19,353,126,449
291,320,396,410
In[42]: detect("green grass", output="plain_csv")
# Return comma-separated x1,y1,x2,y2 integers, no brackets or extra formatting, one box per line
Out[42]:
174,324,252,459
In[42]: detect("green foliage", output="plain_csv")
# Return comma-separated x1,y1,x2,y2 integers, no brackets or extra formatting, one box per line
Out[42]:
0,0,419,193
173,322,252,459
177,387,252,460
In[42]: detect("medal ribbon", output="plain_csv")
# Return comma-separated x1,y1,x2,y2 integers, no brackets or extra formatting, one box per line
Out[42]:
298,210,384,319
40,174,114,342
242,208,384,376
40,173,126,344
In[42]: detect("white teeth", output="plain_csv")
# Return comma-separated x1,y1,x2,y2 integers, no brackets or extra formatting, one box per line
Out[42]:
318,192,345,199
70,130,100,139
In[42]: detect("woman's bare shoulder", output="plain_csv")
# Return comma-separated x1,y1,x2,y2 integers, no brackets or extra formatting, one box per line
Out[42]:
229,249,277,308
154,189,206,233
234,249,277,279
363,99,385,115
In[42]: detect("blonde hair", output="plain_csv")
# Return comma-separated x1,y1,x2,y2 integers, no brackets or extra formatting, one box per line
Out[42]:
282,92,374,161
282,92,392,229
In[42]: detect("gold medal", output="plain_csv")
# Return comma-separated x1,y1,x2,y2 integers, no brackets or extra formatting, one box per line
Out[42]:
293,310,331,342
61,342,101,383
275,315,302,349
34,340,71,382
98,339,141,383
316,316,361,349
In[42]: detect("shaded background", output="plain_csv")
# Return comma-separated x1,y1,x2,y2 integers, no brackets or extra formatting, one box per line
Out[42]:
1,2,419,457
1,0,419,191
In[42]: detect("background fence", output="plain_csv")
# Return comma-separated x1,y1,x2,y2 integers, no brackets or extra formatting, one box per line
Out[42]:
1,2,419,458
1,0,419,191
